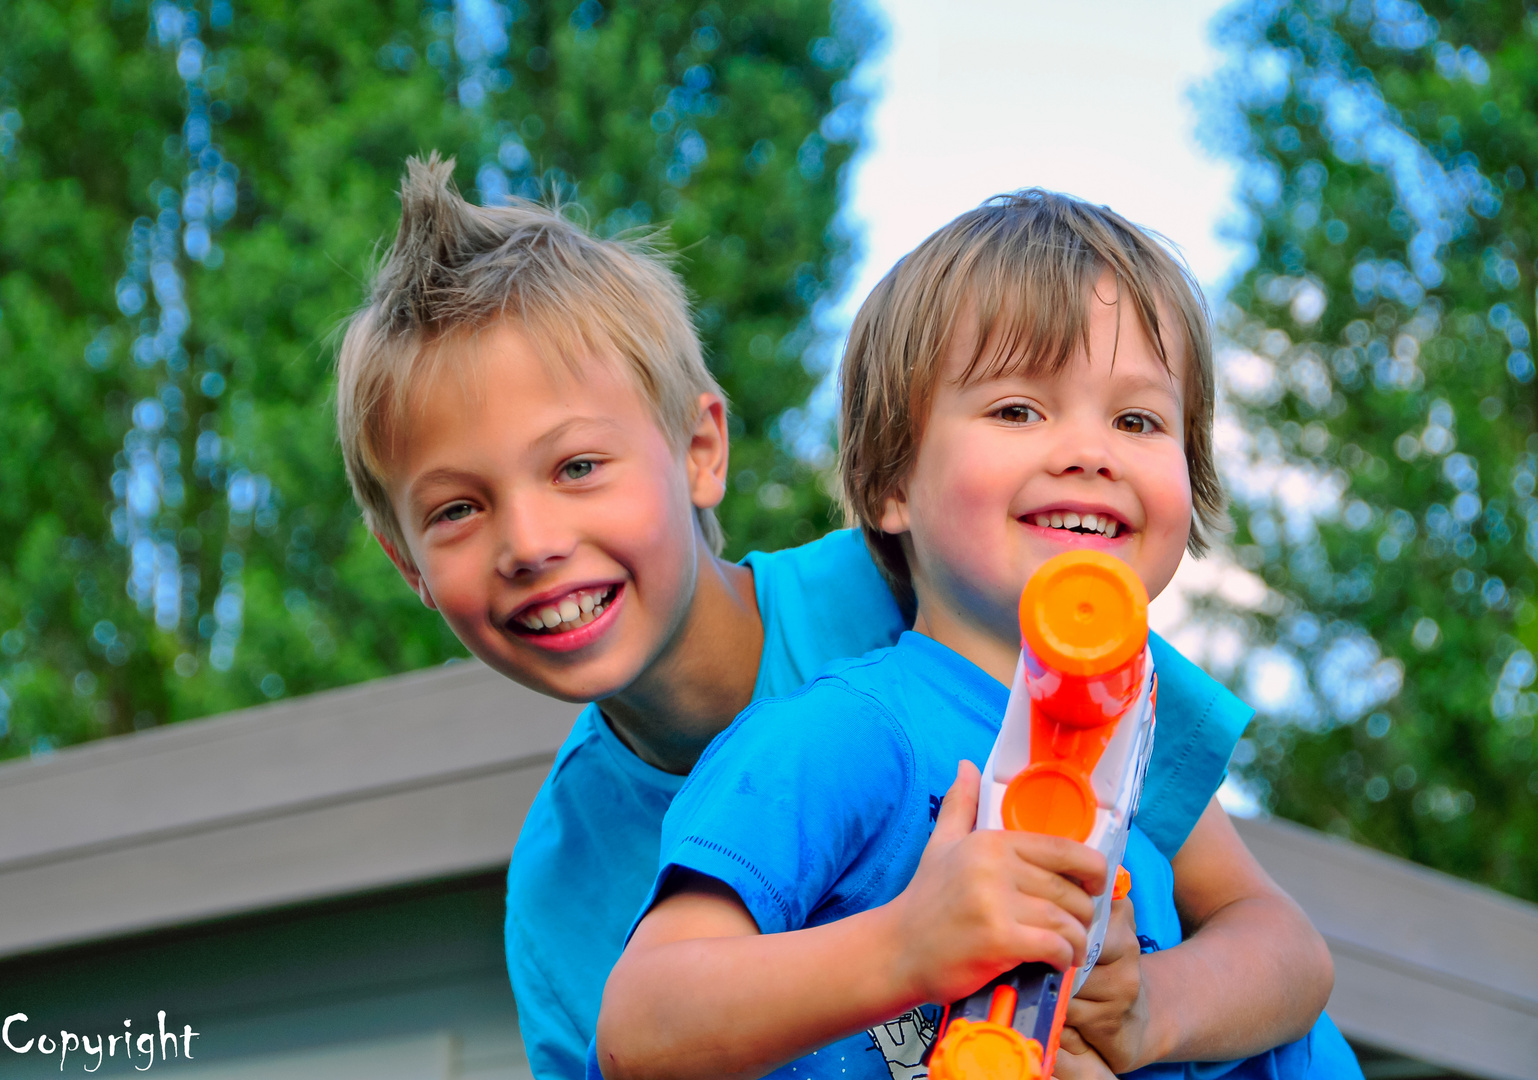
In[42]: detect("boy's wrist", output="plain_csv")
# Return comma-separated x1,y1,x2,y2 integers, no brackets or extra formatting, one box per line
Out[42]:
863,898,931,1012
1131,951,1184,1066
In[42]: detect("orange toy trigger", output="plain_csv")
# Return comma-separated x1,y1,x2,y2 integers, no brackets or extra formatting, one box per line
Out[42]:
1001,763,1097,841
1113,866,1132,901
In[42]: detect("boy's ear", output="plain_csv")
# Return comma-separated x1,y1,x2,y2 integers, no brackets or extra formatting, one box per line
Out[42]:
879,483,911,536
375,532,438,610
685,392,730,511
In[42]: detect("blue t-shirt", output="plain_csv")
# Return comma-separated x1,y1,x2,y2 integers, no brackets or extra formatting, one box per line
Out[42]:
642,632,1361,1079
506,530,1256,1079
506,529,907,1079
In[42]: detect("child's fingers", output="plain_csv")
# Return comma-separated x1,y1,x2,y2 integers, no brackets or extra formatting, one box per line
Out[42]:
1007,831,1109,898
1008,897,1090,969
1089,896,1139,974
998,835,1105,925
1052,1028,1118,1080
1057,1026,1091,1055
929,759,981,844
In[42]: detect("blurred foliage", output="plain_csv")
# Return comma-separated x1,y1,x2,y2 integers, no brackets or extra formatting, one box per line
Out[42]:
1206,0,1538,897
0,0,875,755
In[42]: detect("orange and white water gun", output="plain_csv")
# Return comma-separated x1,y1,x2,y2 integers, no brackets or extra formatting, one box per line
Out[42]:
928,550,1157,1080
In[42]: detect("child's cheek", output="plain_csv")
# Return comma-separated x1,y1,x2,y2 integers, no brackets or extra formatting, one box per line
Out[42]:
914,436,1008,573
1140,451,1194,594
604,452,699,588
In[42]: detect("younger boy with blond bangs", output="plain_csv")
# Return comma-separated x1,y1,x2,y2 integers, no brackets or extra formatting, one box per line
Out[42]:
596,193,1360,1079
336,161,1342,1080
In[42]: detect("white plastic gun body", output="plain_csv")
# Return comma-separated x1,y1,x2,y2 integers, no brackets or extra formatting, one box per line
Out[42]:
979,647,1157,990
929,550,1158,1080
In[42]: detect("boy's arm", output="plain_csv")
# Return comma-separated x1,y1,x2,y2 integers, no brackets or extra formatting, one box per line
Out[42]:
596,763,1107,1080
1066,797,1334,1071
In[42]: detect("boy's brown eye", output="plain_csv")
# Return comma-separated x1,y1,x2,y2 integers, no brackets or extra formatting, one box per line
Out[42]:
1115,413,1154,433
999,404,1042,424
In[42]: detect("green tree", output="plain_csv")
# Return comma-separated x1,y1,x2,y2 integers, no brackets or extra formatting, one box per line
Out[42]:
0,0,875,755
1204,0,1538,897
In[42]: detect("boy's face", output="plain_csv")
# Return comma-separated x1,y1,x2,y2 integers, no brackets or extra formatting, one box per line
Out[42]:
380,322,727,704
881,273,1192,655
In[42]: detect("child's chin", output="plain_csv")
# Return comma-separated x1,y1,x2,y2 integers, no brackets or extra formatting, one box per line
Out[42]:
495,650,642,705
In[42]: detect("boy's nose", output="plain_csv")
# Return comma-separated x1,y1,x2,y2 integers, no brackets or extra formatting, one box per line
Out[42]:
494,499,577,577
1045,423,1119,481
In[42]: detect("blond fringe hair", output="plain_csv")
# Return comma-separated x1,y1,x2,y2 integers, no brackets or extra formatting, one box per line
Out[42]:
838,189,1224,601
337,153,724,559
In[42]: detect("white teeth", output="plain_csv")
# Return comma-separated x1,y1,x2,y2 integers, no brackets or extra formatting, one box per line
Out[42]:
1031,511,1122,537
517,586,615,633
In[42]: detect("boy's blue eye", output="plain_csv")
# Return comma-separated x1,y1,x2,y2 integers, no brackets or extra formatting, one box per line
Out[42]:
440,502,474,522
562,459,595,481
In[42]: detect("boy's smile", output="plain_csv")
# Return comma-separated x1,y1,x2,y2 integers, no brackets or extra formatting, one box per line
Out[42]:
881,274,1193,682
380,321,728,706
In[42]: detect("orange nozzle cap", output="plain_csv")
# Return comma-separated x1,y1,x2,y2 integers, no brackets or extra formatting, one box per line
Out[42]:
1019,551,1148,678
1001,763,1097,841
928,1020,1043,1080
1113,866,1132,901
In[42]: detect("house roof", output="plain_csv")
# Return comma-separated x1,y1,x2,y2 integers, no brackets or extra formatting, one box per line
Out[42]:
0,661,572,958
1,661,1535,1078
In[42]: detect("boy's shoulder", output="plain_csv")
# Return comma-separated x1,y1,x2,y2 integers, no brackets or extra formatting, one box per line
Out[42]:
741,528,910,699
674,644,931,811
657,645,935,936
684,632,989,800
705,644,915,761
741,525,877,587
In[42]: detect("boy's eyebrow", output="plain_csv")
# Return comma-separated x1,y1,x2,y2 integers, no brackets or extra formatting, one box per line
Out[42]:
1106,369,1183,404
405,466,483,502
529,414,625,450
971,367,1183,405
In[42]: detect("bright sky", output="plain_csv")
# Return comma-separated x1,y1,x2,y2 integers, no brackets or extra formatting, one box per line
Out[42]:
838,0,1245,324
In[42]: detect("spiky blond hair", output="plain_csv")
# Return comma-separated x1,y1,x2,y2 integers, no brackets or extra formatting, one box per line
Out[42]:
337,153,724,558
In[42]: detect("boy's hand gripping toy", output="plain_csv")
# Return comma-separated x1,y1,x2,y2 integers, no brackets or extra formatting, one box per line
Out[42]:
927,550,1157,1080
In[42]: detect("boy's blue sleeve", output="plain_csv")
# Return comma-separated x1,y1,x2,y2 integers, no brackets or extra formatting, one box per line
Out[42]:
1136,633,1255,859
641,678,915,937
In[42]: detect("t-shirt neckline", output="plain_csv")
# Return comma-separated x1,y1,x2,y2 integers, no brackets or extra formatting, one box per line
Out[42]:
895,630,1010,707
589,703,690,794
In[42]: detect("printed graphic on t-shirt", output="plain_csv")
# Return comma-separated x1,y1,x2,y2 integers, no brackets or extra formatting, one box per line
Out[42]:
866,1005,940,1080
